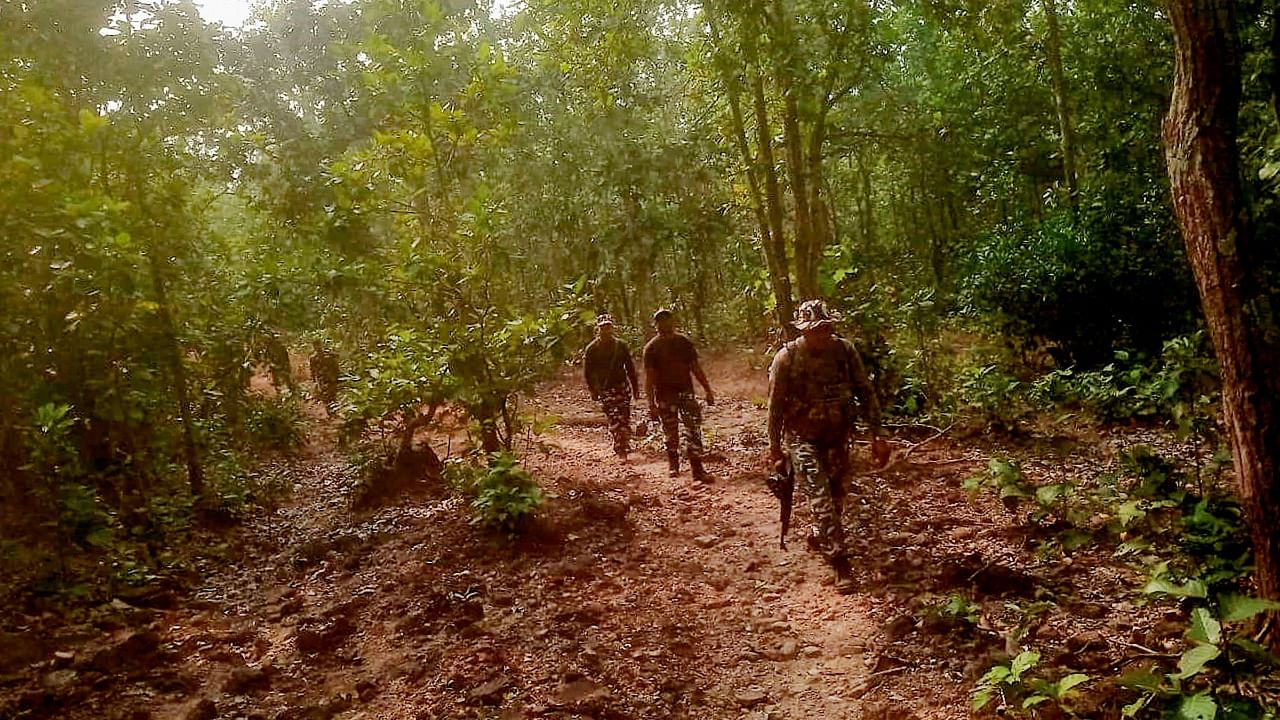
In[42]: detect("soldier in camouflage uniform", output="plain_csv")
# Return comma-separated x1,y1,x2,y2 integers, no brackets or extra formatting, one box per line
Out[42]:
583,314,640,458
768,300,886,594
643,308,715,482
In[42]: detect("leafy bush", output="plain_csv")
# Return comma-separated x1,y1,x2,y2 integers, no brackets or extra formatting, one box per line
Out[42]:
973,650,1091,715
958,364,1027,430
243,396,305,451
450,453,544,533
962,204,1198,368
1028,332,1218,432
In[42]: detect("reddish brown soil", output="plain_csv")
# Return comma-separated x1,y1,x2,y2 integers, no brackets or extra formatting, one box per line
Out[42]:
0,352,1179,719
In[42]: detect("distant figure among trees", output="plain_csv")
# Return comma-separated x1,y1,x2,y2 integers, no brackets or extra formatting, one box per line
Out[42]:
583,314,640,460
309,340,340,414
644,308,715,483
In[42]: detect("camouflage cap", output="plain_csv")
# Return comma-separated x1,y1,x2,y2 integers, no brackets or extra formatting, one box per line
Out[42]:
793,299,840,331
595,313,615,327
652,307,674,322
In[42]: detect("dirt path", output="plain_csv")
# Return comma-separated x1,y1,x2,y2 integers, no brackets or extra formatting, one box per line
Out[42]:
9,352,1093,720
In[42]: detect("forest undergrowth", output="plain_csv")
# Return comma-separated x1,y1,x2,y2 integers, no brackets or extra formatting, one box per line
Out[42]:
1,350,1273,720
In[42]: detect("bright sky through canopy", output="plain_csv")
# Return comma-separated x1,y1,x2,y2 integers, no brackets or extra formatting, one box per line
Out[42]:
195,0,254,27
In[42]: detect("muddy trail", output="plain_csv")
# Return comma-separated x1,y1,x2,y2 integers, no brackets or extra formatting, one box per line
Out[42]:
2,353,1162,719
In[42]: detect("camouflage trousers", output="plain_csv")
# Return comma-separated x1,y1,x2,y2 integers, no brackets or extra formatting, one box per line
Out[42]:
655,391,704,462
598,385,633,455
787,436,851,562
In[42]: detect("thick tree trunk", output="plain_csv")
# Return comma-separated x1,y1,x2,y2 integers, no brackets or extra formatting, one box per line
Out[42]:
1164,0,1280,642
1042,0,1080,214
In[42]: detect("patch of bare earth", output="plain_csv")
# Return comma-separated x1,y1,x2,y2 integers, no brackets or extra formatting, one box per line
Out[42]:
1,352,1190,719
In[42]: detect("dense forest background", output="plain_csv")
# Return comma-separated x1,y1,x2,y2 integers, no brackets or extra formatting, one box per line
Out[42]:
7,1,1280,707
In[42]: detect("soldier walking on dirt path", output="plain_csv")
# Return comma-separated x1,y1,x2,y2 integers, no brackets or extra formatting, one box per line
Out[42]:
584,314,640,459
768,299,889,594
643,308,715,483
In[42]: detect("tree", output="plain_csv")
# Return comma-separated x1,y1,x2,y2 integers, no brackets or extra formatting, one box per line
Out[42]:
1163,0,1280,640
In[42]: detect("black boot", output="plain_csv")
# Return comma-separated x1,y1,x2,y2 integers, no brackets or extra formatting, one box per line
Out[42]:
668,452,680,477
831,556,856,595
690,456,712,483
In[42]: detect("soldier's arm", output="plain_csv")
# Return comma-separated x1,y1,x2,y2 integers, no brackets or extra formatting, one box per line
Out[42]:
847,343,882,433
689,340,714,399
623,345,639,396
643,344,657,410
767,348,790,456
583,343,599,396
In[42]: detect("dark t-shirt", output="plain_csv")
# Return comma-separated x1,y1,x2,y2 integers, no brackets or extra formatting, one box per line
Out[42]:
583,338,637,393
643,333,698,400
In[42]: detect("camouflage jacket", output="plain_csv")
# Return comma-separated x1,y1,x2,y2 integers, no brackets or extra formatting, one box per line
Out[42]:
767,335,881,444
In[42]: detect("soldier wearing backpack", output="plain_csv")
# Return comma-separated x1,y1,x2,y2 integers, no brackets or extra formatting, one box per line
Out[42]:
767,300,887,594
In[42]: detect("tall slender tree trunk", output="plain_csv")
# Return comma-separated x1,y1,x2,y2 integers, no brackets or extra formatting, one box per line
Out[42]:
779,77,816,299
147,253,205,499
856,150,877,247
1164,0,1280,645
753,71,795,329
1042,0,1080,214
707,9,794,328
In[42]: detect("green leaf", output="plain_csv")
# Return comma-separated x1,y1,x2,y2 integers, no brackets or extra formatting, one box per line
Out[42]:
1056,673,1090,695
1009,650,1040,679
977,665,1010,686
972,686,995,711
1022,694,1049,708
1217,593,1280,623
1176,643,1220,679
1035,483,1072,507
1117,499,1146,528
1187,607,1222,646
1144,578,1208,599
1121,666,1162,691
1177,694,1217,720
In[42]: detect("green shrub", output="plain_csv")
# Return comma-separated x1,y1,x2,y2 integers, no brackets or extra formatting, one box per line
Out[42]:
958,364,1026,430
450,452,543,533
961,204,1197,368
243,396,305,451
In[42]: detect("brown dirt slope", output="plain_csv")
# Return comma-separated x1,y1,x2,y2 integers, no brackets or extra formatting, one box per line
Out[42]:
1,352,1164,719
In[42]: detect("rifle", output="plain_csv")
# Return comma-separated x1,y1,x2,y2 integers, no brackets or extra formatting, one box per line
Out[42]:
765,457,795,549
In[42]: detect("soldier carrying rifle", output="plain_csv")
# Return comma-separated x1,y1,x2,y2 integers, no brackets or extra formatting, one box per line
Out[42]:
767,300,888,594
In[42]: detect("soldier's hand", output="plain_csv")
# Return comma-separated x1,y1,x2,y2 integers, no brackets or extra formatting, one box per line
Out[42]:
705,390,715,406
648,402,659,419
768,444,784,466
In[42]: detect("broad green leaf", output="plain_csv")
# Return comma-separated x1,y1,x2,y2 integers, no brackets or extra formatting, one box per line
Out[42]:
1035,483,1071,507
1144,578,1208,599
1117,499,1146,528
1056,673,1090,695
1187,607,1222,645
1010,650,1040,679
1022,694,1049,708
1177,694,1217,720
977,665,1010,685
1176,643,1220,679
1218,593,1280,623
